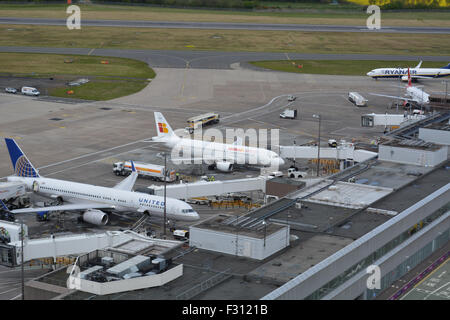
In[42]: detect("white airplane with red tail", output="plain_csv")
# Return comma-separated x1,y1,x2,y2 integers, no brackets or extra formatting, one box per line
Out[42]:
370,68,430,108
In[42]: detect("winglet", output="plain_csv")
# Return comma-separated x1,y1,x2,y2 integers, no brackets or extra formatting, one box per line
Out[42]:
415,60,422,69
0,199,9,211
4,138,40,178
113,161,138,191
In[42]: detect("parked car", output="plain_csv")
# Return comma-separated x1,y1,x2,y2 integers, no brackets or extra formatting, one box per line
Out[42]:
21,86,40,96
5,87,17,94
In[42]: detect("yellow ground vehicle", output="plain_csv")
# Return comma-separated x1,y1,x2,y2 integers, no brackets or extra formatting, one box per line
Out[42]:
186,112,220,134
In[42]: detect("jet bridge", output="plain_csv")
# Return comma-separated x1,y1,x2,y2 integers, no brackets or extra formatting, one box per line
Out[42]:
146,176,268,199
361,113,426,128
0,230,181,267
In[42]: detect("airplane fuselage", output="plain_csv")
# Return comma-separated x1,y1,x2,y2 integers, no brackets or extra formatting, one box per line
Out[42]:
166,136,285,167
367,68,450,79
7,176,199,221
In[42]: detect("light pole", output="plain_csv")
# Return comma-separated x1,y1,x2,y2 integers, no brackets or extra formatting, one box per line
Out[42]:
262,220,267,247
446,81,449,99
163,152,167,237
286,214,291,246
20,218,24,300
397,72,402,112
313,114,321,177
442,80,449,104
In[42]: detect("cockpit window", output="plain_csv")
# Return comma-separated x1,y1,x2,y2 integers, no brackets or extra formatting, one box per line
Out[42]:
182,209,195,213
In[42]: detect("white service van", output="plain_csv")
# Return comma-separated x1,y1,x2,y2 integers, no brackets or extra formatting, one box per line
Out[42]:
348,92,368,107
21,87,40,96
280,108,297,119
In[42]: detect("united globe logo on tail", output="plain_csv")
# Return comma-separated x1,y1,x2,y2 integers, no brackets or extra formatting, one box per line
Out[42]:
4,138,40,178
15,156,38,178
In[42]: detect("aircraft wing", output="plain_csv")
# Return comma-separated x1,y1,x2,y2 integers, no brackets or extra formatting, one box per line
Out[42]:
11,202,115,214
410,75,434,79
113,160,138,191
369,93,419,103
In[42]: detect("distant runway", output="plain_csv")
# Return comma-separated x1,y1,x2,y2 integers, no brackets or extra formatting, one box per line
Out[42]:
1,17,450,34
1,46,450,70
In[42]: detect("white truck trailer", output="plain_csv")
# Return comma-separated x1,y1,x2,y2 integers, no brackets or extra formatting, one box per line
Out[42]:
113,161,177,182
0,182,29,209
0,182,26,200
348,92,368,107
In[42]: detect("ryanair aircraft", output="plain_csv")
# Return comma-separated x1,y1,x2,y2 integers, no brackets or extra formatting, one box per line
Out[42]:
367,61,450,81
370,68,430,108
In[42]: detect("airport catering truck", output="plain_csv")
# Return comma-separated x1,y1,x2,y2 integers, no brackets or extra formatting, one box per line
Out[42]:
113,161,177,182
0,182,30,210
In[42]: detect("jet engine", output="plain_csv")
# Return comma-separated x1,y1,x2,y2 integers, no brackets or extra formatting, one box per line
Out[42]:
216,161,234,172
83,209,109,226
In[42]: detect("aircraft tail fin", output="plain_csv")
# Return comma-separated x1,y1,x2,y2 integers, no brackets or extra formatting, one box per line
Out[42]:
415,60,423,69
154,112,176,139
407,67,412,87
441,63,450,69
4,138,40,178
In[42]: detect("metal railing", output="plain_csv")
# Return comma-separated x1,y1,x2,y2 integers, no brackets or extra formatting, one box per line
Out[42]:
176,268,232,300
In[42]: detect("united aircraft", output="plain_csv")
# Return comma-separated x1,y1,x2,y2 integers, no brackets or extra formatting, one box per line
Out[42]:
367,61,450,81
151,112,285,172
370,68,430,108
3,138,199,225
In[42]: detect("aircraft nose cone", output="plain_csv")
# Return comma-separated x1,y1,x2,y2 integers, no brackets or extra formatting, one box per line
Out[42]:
191,212,200,221
278,158,285,166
